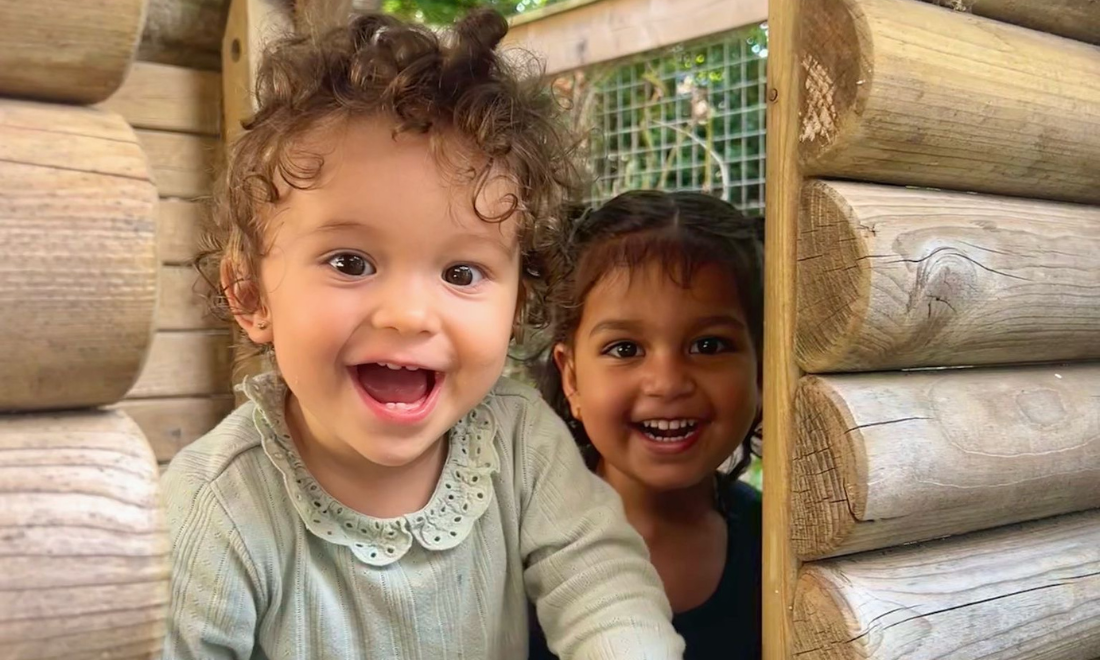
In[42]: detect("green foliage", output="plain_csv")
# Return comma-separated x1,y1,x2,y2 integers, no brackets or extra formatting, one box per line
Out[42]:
382,0,564,24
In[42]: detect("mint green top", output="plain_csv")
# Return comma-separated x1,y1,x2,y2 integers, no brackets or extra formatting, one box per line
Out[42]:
161,373,684,659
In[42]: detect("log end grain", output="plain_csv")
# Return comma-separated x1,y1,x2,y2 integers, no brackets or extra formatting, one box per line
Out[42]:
797,0,871,170
792,568,861,660
795,180,872,373
792,376,866,560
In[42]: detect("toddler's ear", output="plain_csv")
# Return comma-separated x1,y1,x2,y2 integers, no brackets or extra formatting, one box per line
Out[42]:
552,343,582,422
221,260,272,345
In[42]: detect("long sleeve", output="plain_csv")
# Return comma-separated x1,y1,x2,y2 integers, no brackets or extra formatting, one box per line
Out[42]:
518,397,684,660
162,471,263,660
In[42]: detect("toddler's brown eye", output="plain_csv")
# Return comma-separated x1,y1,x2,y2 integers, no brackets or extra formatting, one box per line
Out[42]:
443,264,484,287
328,253,373,277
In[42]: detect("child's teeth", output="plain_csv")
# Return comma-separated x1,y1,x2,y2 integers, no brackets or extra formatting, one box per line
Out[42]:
384,402,414,411
384,363,401,370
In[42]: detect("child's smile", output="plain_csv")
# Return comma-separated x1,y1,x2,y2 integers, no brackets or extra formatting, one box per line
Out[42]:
352,363,443,423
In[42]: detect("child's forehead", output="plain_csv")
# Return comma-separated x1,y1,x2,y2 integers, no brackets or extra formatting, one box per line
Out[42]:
587,261,744,314
277,116,520,217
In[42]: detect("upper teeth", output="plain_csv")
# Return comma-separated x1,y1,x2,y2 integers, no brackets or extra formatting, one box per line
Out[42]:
641,419,697,431
380,363,419,371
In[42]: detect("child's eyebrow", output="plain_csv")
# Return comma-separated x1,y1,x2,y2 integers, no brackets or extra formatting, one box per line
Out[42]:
450,232,518,260
309,218,370,234
589,314,746,337
693,314,747,330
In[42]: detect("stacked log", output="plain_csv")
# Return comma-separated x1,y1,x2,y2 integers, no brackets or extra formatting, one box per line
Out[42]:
0,1,183,657
767,0,1100,656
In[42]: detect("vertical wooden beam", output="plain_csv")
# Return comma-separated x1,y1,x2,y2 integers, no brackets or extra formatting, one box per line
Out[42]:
221,0,293,397
763,0,802,656
222,0,293,143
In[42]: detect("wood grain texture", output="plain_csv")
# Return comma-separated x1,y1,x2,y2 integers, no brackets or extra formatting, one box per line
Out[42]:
100,62,222,136
157,265,223,330
796,180,1100,372
0,0,145,103
0,409,167,658
138,0,231,71
926,0,1100,46
157,200,207,265
222,0,294,143
0,101,158,412
135,130,219,199
116,396,234,462
503,0,768,76
793,509,1100,659
799,0,1100,204
764,0,804,655
128,331,234,398
222,0,294,393
792,365,1100,559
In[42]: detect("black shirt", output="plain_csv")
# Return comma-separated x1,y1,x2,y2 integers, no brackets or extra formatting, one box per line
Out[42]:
527,480,762,660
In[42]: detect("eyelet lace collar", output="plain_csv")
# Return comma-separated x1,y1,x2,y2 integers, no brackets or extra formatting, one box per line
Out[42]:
240,373,500,567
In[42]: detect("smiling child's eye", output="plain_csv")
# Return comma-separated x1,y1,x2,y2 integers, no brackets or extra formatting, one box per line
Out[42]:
690,337,732,355
604,341,642,359
327,253,374,277
443,264,485,287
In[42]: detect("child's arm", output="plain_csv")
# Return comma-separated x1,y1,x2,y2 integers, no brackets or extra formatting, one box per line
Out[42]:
161,471,263,660
518,397,685,660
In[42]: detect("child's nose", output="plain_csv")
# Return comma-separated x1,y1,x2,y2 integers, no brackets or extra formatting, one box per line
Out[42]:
640,353,696,399
370,277,440,336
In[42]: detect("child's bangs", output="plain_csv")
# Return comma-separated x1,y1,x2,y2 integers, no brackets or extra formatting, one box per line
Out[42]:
575,228,734,300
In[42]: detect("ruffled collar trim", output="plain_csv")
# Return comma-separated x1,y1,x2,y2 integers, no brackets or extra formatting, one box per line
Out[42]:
240,372,500,567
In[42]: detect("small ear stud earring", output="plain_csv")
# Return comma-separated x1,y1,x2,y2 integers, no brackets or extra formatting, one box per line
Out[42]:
256,320,269,330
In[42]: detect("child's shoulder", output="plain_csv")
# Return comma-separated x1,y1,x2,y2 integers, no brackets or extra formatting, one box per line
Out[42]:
160,402,275,508
484,376,560,436
722,480,762,540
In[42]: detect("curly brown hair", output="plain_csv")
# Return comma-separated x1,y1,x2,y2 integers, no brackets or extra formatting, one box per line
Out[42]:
196,9,583,352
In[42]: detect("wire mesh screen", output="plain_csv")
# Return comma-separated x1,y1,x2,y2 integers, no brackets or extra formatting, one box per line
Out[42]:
555,23,769,215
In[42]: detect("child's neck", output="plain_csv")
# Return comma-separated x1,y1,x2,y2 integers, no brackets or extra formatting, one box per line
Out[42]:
286,394,448,519
597,460,717,539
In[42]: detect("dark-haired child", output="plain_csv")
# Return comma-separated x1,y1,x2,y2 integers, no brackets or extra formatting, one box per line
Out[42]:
529,190,763,660
161,12,684,660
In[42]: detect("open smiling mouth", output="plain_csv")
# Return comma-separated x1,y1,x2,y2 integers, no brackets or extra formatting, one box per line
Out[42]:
354,363,443,422
633,419,701,443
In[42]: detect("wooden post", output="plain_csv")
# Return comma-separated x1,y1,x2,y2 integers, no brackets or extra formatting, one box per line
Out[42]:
0,0,147,103
795,181,1100,372
0,101,158,412
0,410,167,657
503,0,768,77
222,0,293,143
793,509,1100,659
792,365,1100,559
763,0,803,655
924,0,1100,46
799,0,1100,205
222,0,294,396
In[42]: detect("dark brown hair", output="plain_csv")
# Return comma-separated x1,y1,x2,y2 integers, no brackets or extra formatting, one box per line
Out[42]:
529,190,764,487
196,9,582,348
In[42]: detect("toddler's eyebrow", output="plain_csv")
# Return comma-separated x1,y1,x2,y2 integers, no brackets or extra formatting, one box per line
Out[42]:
310,218,370,234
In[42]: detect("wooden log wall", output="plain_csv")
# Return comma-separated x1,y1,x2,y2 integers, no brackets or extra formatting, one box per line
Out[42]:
766,0,1100,657
101,54,233,470
0,1,170,656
